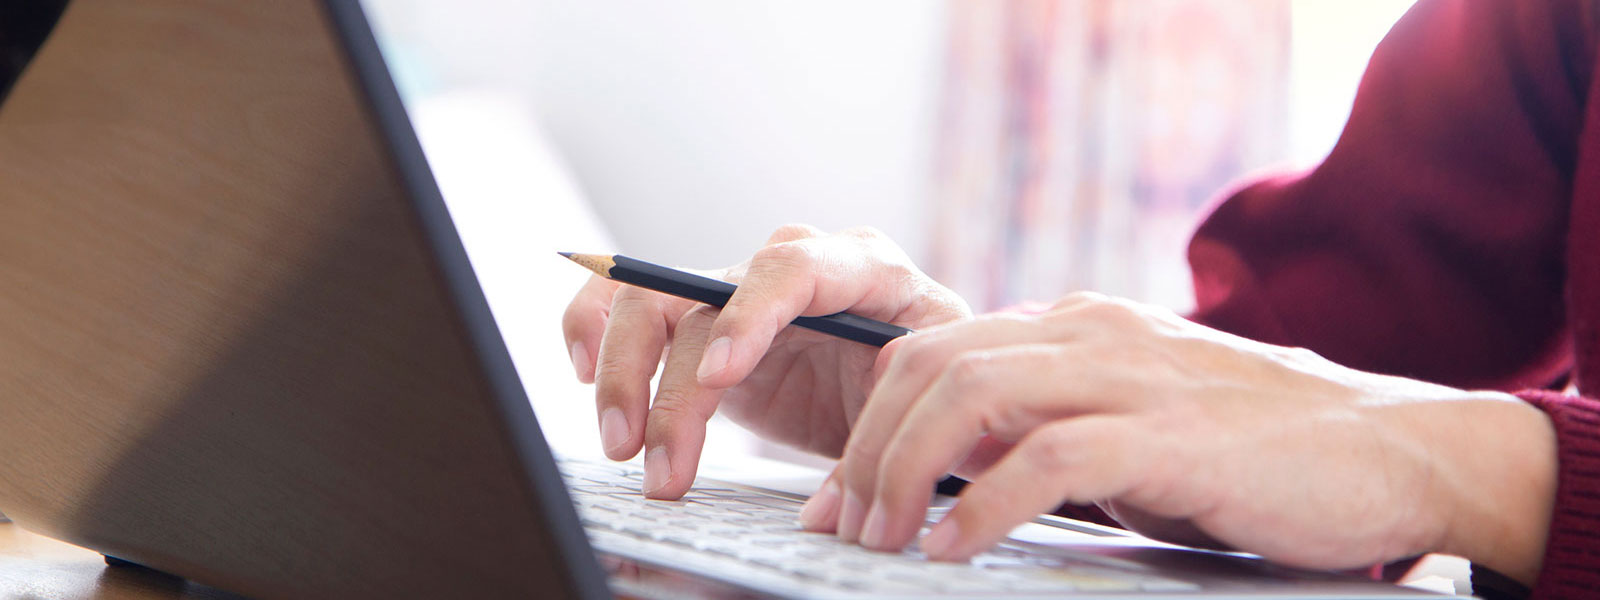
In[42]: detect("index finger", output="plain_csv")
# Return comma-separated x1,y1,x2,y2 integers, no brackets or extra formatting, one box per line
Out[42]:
829,314,1059,541
694,235,915,389
922,416,1144,561
861,344,1125,552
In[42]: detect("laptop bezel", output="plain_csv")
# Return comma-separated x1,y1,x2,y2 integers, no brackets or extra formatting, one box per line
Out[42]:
317,2,609,597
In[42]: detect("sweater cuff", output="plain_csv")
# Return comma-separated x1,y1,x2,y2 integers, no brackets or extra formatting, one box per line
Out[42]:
1514,389,1600,598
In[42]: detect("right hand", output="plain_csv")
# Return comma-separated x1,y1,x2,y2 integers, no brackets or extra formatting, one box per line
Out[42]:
562,224,971,500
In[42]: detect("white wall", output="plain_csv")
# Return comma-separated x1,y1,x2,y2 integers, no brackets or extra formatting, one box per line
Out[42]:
369,0,946,268
1288,1,1418,165
519,2,945,267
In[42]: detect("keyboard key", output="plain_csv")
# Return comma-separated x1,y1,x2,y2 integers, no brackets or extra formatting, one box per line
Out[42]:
702,544,741,559
833,577,871,590
732,496,806,511
688,488,741,496
571,485,634,495
743,553,787,570
559,457,1198,597
882,570,941,591
658,534,699,548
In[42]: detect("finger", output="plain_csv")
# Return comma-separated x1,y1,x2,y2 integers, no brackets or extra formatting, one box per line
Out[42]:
561,275,621,384
640,306,724,499
594,285,696,461
695,231,921,389
836,314,1069,542
859,344,1127,551
798,467,844,533
951,435,1015,481
921,416,1145,561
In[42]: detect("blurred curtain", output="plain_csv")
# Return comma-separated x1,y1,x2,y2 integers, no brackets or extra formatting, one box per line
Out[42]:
929,1,1291,312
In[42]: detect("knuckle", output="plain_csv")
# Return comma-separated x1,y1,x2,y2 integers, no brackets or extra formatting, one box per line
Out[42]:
605,295,669,337
1075,297,1140,326
878,259,919,285
752,240,817,271
651,379,690,408
593,344,647,379
943,351,997,393
886,335,938,377
1054,290,1108,309
647,395,712,426
847,227,916,268
1280,345,1324,364
610,284,660,309
675,305,718,336
975,311,1033,328
767,223,825,244
1021,425,1083,473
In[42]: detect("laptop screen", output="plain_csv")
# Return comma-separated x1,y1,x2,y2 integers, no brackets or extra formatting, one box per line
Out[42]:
0,1,607,596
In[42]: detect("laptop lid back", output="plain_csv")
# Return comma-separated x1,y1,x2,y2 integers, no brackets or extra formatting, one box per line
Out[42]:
0,1,604,597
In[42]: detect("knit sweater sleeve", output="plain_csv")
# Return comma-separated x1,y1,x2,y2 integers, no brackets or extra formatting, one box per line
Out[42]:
1513,391,1600,598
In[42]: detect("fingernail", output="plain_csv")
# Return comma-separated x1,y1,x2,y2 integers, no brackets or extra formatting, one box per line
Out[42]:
599,408,628,454
697,336,732,381
798,480,841,530
570,341,591,381
837,489,866,542
859,503,888,549
921,516,960,558
642,447,671,497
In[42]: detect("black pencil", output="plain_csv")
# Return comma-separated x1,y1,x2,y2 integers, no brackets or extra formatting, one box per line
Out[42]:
559,252,913,347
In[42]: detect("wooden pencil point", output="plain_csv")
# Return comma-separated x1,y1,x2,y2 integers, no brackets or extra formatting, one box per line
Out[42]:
559,252,616,278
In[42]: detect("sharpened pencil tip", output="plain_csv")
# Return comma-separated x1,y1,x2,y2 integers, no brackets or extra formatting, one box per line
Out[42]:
558,252,616,278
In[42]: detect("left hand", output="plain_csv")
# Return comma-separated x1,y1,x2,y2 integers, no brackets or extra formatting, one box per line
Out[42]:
799,292,1556,584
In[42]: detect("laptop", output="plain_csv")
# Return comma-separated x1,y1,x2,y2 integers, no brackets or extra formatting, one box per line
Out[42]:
0,1,1446,597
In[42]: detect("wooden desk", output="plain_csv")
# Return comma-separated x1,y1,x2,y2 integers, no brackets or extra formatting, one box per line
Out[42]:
0,522,246,600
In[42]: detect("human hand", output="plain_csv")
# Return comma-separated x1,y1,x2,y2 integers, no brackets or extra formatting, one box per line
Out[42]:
561,225,971,499
800,292,1555,584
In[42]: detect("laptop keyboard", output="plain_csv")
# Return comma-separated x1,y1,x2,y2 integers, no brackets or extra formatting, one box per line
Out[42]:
559,458,1200,597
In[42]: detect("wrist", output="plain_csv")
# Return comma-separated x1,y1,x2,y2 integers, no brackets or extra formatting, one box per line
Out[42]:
1414,391,1556,588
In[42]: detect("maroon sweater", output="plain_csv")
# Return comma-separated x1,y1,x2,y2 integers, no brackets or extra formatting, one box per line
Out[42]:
1188,1,1600,597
